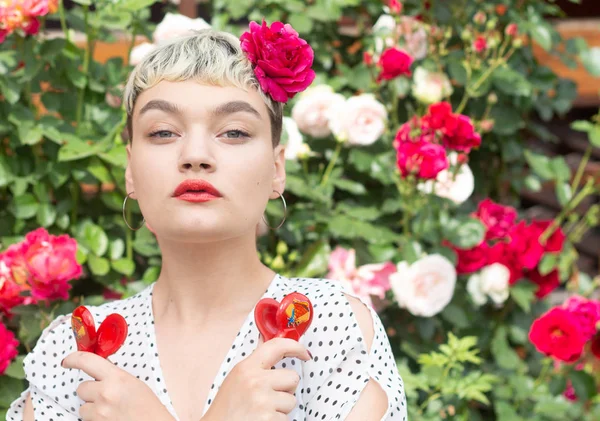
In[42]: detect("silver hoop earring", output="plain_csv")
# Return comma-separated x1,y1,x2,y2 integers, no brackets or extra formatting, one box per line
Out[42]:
122,192,146,231
262,189,287,230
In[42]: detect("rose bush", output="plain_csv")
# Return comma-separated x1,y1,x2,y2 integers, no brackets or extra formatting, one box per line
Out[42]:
2,0,600,419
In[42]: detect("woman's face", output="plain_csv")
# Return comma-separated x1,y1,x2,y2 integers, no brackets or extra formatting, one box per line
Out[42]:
125,80,286,243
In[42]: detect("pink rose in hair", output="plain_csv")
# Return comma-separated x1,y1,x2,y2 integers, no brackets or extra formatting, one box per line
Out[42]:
0,322,18,375
240,20,316,103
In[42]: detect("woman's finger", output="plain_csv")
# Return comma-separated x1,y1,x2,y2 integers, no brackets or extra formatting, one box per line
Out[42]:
76,380,102,402
273,390,297,414
268,369,300,394
78,402,95,420
62,351,115,381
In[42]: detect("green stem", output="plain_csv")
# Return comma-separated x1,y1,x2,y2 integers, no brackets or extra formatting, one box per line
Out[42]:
58,0,70,42
570,145,592,193
75,6,92,133
540,178,595,243
70,182,79,226
320,142,343,187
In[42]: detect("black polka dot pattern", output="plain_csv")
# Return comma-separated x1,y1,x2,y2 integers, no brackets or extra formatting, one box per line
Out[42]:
6,274,407,420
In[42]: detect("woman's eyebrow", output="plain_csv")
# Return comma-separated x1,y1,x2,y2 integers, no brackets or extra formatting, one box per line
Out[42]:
211,101,263,121
138,99,262,121
138,99,183,117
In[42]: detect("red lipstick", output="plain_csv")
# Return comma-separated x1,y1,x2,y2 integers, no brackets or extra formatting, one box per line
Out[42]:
173,179,222,203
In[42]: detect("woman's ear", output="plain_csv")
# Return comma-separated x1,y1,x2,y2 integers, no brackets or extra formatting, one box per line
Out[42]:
271,144,286,198
125,143,136,198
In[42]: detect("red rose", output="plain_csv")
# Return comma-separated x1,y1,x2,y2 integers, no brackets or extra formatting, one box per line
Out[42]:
473,198,518,241
527,268,560,299
592,333,600,360
394,117,435,147
377,47,413,82
529,307,586,363
443,114,482,153
0,322,19,375
530,220,565,253
452,242,489,274
508,221,545,270
240,20,316,103
488,241,524,284
422,102,454,131
473,36,487,53
396,140,448,180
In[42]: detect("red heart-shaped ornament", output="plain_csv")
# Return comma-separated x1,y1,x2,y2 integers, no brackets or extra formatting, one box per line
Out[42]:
254,292,313,342
71,306,128,359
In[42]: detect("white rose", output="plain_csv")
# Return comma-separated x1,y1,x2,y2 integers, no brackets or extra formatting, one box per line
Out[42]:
398,17,428,60
390,254,456,317
153,13,211,44
291,85,346,138
282,117,306,161
129,42,156,66
467,263,511,307
373,14,396,36
412,67,453,104
328,94,387,146
417,152,474,204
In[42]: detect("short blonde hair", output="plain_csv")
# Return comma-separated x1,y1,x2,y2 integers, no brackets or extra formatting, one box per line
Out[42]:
123,28,284,146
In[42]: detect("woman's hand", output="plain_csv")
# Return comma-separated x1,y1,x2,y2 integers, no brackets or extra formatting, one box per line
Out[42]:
203,337,311,421
62,351,175,421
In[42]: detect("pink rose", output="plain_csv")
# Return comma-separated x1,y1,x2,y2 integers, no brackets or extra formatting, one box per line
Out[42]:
473,198,518,240
563,295,600,341
0,322,19,375
326,246,396,309
473,36,487,53
396,139,449,180
5,228,82,302
240,20,316,103
377,47,413,82
23,0,59,16
505,23,518,37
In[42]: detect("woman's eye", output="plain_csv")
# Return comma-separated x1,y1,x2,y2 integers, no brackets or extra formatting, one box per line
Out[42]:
223,129,250,139
148,130,175,139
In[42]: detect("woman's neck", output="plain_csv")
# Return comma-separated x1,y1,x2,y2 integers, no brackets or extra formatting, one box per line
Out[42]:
151,233,275,326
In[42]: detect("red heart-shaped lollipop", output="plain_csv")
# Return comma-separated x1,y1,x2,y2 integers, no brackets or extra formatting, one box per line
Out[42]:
71,306,128,358
254,292,313,342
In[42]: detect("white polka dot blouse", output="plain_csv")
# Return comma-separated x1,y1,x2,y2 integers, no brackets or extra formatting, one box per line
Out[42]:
7,274,407,420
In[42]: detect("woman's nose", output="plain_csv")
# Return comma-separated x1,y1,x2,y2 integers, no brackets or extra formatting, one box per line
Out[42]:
178,138,216,172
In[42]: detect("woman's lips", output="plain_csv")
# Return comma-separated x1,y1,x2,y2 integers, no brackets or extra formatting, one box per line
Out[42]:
176,192,220,203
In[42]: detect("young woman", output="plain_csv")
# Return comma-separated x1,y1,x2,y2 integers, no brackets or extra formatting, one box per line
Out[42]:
8,23,407,421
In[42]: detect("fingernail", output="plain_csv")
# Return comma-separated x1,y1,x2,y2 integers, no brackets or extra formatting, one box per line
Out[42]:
307,350,313,360
61,358,65,367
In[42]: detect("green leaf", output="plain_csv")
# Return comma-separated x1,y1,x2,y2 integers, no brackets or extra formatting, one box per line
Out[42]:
397,238,424,264
531,24,553,51
510,281,537,313
569,370,597,401
0,376,24,407
0,78,20,104
332,178,367,195
288,13,313,34
112,258,135,276
442,216,486,249
295,240,331,278
9,194,39,219
18,123,43,145
36,203,57,227
84,224,109,256
109,238,125,260
555,181,573,207
549,375,567,396
490,105,524,135
524,150,553,180
329,214,399,244
493,68,532,96
88,254,110,276
3,356,25,379
581,47,600,77
440,304,470,329
491,326,521,370
538,253,558,276
524,175,542,192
